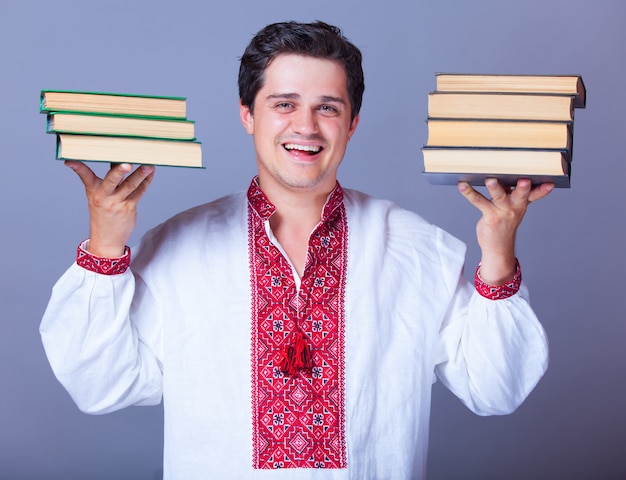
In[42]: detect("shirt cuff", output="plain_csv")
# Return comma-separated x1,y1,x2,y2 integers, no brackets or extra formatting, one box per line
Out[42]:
474,259,521,300
76,240,131,275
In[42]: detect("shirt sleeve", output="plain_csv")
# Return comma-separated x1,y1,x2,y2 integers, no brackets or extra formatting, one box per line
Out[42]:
39,256,163,414
433,233,549,416
75,239,131,275
474,260,522,300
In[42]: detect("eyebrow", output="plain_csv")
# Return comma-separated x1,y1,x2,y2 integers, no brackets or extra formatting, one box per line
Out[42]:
266,93,346,105
320,95,346,105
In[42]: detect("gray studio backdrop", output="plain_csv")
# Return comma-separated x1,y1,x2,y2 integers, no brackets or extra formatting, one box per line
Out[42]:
1,0,625,478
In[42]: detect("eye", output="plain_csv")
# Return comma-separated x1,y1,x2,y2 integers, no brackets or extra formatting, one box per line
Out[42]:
274,102,294,111
319,104,339,116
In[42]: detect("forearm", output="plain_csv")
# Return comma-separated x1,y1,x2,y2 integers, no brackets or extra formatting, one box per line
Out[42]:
40,263,162,414
478,249,518,286
463,288,548,414
436,277,548,416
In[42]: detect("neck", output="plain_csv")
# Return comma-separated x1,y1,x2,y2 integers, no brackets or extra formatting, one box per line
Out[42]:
257,177,336,277
258,176,335,230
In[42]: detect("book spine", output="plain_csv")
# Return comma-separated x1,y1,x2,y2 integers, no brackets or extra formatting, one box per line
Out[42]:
55,135,61,159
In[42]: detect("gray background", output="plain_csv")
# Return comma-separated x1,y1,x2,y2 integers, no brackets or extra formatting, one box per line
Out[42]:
2,0,625,478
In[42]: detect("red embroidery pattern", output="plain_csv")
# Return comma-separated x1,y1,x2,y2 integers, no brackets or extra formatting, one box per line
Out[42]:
248,180,347,470
475,260,522,300
76,241,131,275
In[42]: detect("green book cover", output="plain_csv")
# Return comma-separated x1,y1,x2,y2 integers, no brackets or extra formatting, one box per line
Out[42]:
55,133,204,169
40,89,188,119
46,111,196,141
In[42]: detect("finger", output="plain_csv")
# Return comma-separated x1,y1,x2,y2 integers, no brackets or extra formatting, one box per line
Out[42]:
100,163,134,194
65,160,100,189
105,164,155,202
109,165,155,203
528,182,555,203
484,177,510,204
507,178,533,206
125,166,156,203
457,181,493,215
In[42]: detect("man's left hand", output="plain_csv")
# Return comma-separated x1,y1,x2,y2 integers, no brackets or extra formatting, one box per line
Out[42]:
458,178,554,285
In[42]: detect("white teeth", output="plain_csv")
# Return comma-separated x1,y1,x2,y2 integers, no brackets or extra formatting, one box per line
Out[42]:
284,143,321,153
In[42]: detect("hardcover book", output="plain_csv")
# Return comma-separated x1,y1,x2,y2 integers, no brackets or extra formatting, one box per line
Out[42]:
56,133,203,168
40,90,187,118
422,73,585,188
421,147,571,187
47,112,196,140
435,73,586,108
426,119,572,150
427,92,575,121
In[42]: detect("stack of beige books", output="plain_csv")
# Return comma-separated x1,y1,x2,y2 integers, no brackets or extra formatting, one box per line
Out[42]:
421,73,586,187
40,90,203,168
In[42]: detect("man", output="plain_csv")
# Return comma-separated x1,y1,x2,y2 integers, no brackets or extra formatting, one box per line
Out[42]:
41,21,552,479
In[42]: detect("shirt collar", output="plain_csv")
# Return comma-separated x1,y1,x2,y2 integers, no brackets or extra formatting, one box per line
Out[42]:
247,176,344,223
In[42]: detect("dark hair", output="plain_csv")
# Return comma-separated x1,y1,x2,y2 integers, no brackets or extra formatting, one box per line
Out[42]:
238,21,364,121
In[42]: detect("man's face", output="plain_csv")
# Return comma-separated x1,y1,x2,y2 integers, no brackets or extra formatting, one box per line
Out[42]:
240,53,359,196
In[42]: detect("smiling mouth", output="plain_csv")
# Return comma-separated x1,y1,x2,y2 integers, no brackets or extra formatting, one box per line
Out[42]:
283,143,322,155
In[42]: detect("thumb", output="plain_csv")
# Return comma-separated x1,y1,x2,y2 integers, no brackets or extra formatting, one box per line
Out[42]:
457,181,490,215
65,160,99,189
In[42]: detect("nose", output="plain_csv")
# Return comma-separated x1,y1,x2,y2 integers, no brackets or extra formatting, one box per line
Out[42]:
291,108,319,136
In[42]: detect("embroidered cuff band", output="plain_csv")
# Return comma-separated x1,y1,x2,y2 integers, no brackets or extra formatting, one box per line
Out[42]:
475,260,522,300
76,240,131,275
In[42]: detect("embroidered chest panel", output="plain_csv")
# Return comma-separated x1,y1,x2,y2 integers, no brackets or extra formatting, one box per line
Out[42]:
248,183,347,469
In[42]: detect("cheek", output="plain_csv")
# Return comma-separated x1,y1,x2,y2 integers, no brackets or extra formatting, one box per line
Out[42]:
271,116,291,131
328,125,352,145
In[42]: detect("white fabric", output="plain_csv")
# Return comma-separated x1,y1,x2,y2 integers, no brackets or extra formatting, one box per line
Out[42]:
40,188,549,480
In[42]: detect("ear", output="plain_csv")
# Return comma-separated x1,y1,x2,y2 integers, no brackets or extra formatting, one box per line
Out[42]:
239,100,254,135
347,113,360,141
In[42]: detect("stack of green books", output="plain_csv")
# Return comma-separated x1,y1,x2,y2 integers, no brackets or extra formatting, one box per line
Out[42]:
421,73,586,188
40,90,203,168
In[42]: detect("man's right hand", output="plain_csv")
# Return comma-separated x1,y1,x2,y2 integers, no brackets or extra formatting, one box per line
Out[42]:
66,161,155,258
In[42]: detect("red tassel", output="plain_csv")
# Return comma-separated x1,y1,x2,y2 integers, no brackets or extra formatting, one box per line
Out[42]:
278,330,312,376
